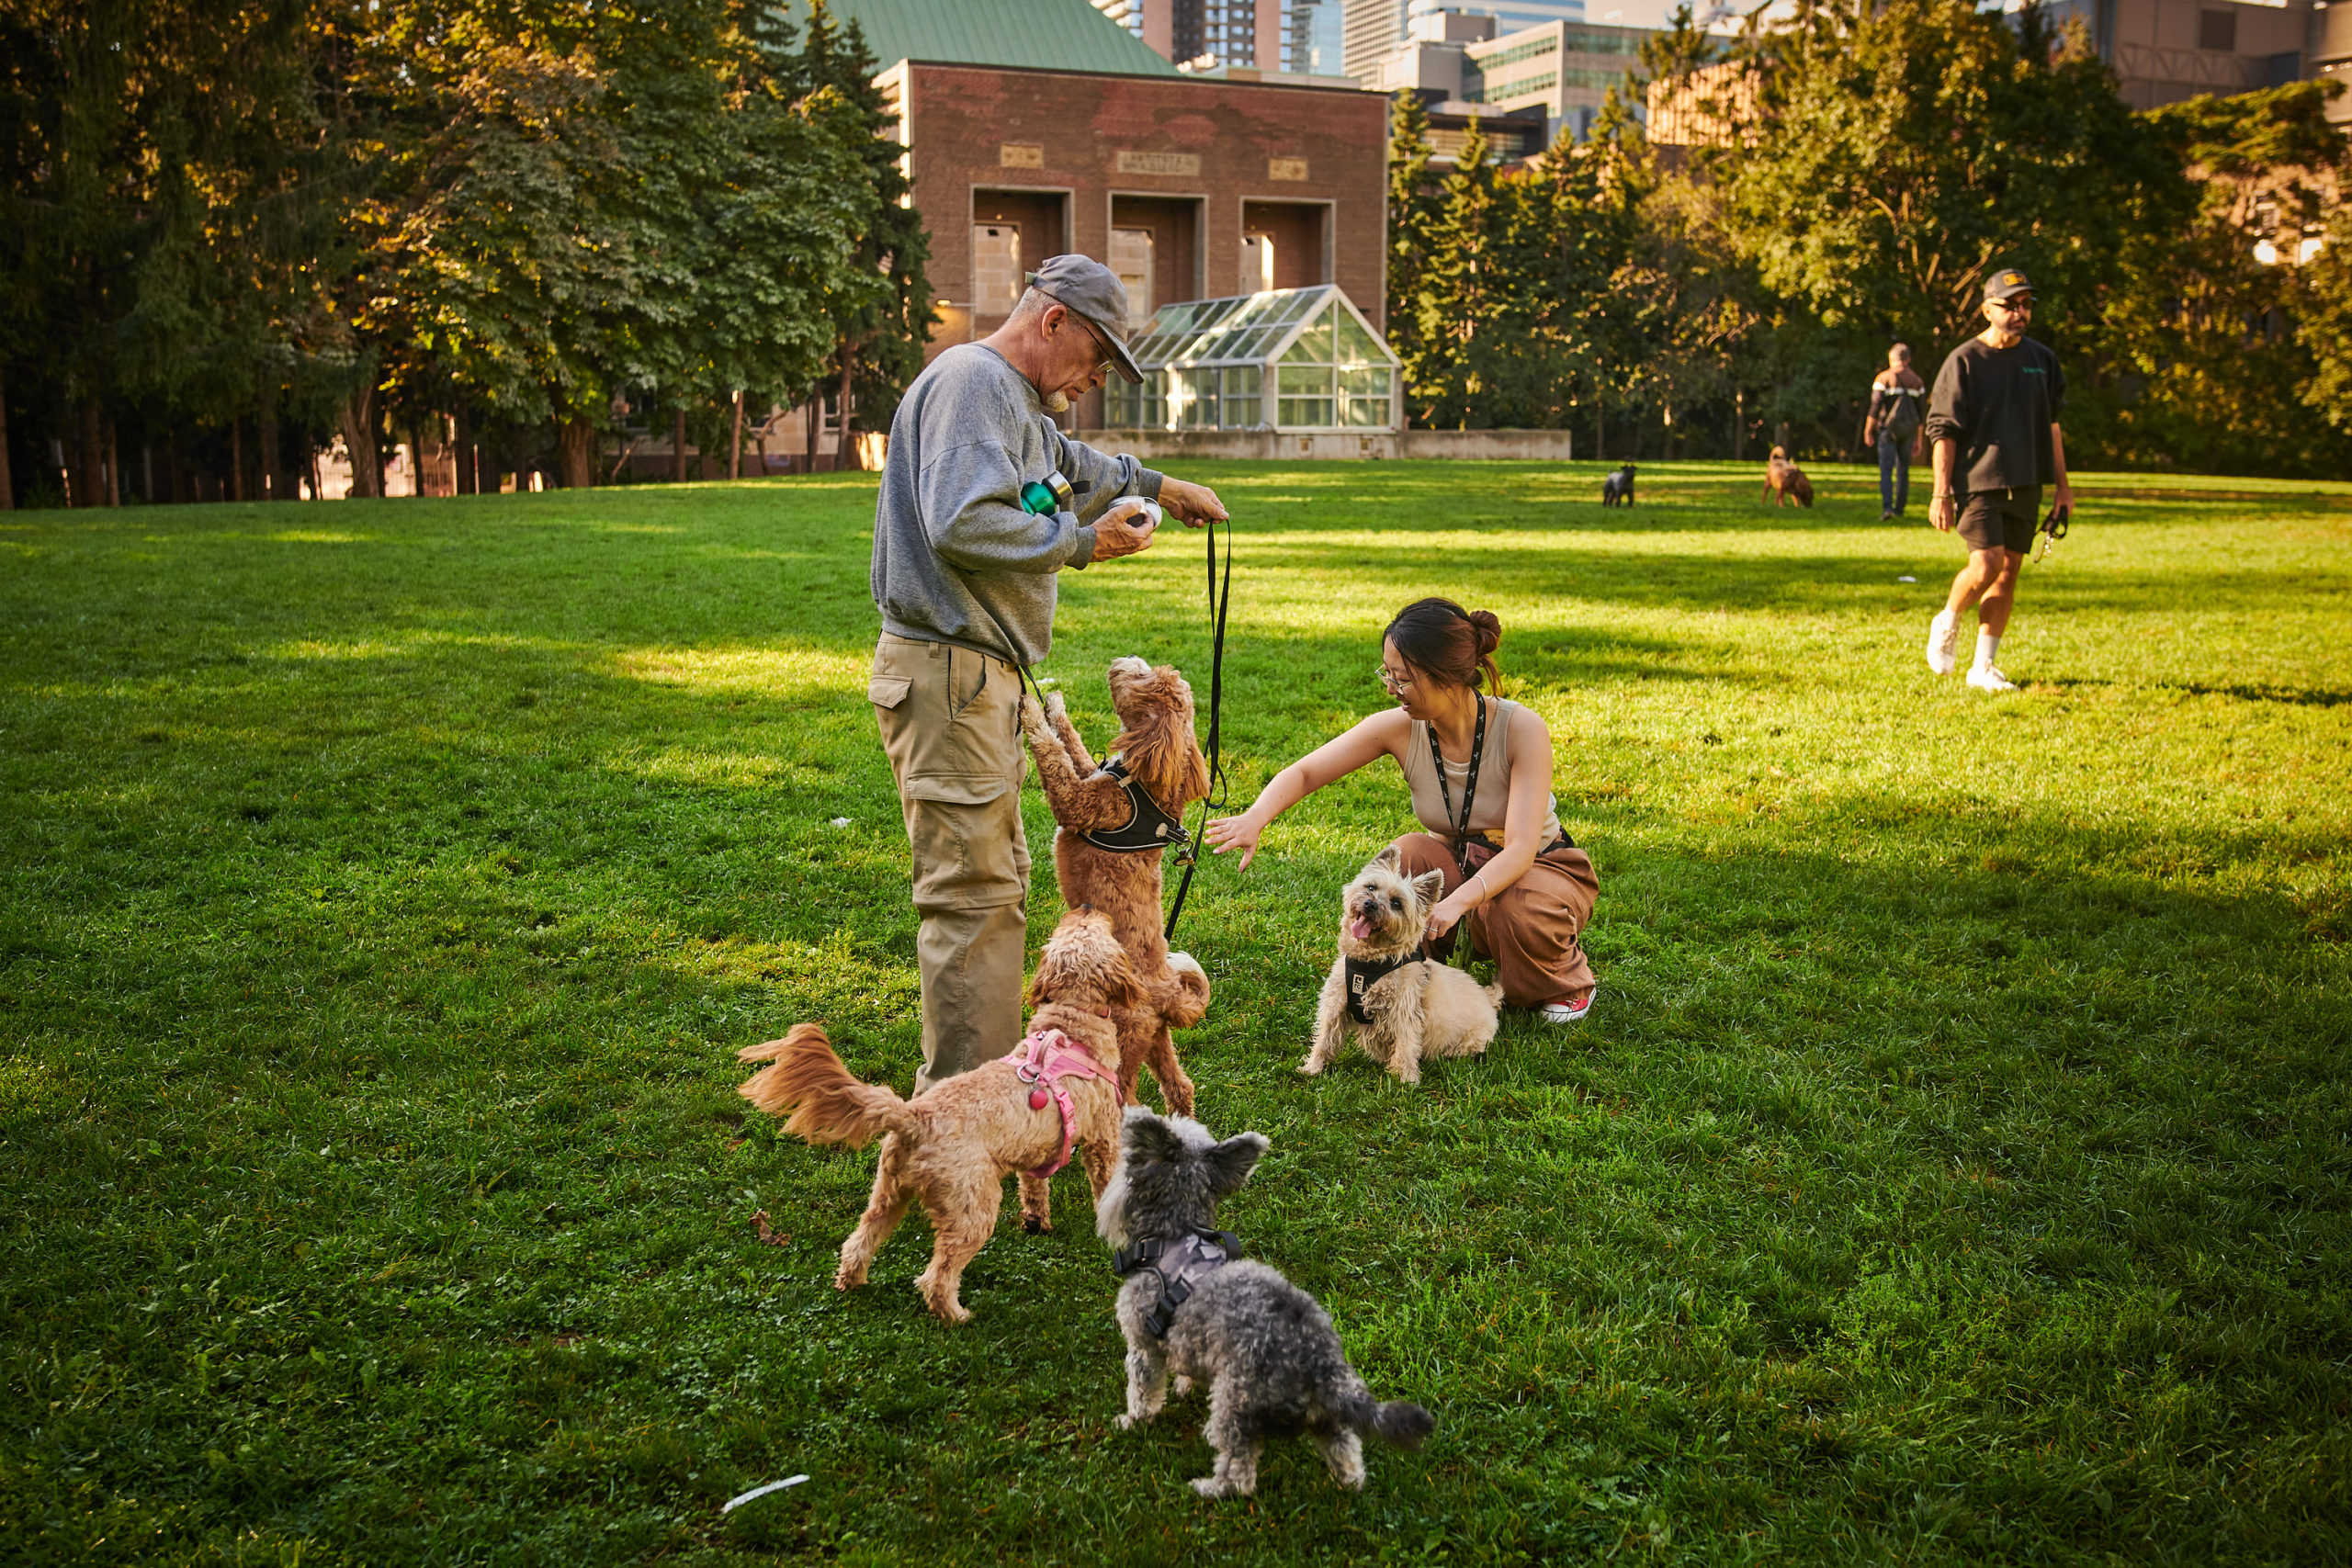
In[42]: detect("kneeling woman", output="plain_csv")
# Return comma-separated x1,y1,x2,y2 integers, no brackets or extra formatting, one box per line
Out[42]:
1204,598,1599,1022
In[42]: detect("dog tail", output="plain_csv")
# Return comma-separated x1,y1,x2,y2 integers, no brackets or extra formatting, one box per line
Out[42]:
737,1024,922,1149
1339,1388,1436,1450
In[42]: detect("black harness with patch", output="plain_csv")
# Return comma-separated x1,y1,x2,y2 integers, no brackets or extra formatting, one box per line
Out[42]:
1079,756,1193,854
1111,1228,1242,1337
1342,952,1421,1024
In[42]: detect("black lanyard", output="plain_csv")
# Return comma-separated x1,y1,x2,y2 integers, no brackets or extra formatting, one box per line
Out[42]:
1427,696,1487,881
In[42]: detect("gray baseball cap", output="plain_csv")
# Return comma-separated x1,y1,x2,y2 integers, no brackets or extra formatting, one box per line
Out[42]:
1984,267,2034,302
1026,254,1144,384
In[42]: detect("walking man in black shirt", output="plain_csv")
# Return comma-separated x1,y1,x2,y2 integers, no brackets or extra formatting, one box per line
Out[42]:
1923,268,2073,694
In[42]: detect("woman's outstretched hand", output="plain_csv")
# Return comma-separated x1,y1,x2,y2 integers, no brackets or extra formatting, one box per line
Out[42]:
1424,893,1470,943
1204,811,1262,869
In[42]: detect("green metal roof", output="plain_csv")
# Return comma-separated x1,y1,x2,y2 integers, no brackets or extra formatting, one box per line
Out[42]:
782,0,1180,77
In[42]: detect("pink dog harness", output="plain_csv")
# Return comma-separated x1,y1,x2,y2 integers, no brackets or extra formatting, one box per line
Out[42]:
1001,1026,1109,1179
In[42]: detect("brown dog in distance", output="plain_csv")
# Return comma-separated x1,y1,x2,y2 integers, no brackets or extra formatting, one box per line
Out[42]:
736,909,1147,1324
1764,446,1815,508
1021,658,1215,1116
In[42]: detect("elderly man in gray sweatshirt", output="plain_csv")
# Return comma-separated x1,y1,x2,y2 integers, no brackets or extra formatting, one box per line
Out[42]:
869,254,1227,1090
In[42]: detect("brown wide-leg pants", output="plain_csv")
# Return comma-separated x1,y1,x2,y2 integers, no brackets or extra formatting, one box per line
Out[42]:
871,634,1029,1091
1392,832,1599,1009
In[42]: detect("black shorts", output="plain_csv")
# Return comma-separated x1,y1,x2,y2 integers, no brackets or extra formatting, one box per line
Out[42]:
1957,487,2041,554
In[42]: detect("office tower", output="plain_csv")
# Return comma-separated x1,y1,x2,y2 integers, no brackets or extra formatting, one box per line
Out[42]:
1409,0,1588,28
1287,0,1348,73
1091,0,1144,33
1343,0,1409,81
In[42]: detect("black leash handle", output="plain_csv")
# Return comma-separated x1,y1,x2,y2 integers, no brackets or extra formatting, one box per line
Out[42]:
1163,513,1229,942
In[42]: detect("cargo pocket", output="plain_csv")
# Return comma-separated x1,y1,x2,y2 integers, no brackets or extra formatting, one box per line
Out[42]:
868,675,912,710
903,774,1025,909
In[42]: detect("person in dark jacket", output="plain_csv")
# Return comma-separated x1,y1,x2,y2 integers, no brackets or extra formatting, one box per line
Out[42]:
1922,268,2074,694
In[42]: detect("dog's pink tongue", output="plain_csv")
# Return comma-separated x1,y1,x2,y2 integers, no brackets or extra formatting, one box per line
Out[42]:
1347,916,1371,942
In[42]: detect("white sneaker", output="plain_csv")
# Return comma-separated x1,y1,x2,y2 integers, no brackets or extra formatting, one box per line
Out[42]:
1967,665,2019,693
1926,610,1959,674
1538,993,1595,1024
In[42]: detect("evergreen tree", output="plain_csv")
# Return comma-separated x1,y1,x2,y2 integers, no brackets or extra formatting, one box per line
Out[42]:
1383,92,1439,408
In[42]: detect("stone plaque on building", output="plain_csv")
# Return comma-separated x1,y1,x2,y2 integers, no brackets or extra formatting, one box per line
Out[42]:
1115,150,1203,177
1268,157,1308,182
999,143,1044,168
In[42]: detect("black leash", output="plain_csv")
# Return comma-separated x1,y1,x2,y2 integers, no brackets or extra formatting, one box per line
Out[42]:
1162,513,1230,942
2034,501,2070,565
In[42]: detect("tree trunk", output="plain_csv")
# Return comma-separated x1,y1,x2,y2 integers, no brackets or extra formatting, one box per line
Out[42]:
259,383,288,500
404,422,425,496
729,389,744,480
308,442,323,502
672,407,686,482
454,405,475,494
165,427,187,503
836,346,856,471
74,400,103,508
805,394,820,473
0,364,14,511
231,417,247,502
559,414,594,490
104,418,120,505
339,386,380,498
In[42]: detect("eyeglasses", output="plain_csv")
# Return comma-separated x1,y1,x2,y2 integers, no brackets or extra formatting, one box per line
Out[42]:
1989,297,2033,313
1071,315,1119,375
1375,665,1418,694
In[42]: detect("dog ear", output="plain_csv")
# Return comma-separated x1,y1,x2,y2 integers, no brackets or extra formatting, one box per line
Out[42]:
1373,843,1404,874
1410,868,1444,908
1203,1131,1269,1196
1122,1110,1187,1168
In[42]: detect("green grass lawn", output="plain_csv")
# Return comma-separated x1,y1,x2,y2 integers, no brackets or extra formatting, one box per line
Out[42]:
3,459,2347,1566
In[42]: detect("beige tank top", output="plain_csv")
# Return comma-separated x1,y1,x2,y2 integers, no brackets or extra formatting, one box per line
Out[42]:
1402,696,1562,846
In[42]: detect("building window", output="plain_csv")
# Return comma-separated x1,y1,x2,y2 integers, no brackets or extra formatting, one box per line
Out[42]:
2199,9,2235,51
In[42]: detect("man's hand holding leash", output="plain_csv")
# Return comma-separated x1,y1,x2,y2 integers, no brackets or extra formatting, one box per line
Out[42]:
1090,481,1226,563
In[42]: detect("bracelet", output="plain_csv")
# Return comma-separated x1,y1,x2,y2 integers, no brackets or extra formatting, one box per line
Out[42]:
1469,871,1489,904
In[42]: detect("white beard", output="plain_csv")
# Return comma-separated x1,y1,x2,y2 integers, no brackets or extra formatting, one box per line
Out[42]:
1042,391,1071,415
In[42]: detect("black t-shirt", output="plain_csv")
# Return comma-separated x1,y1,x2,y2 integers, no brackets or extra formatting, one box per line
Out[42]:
1925,335,2064,492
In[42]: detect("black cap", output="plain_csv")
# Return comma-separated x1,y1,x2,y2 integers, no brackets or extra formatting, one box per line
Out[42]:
1026,255,1144,384
1984,268,2034,302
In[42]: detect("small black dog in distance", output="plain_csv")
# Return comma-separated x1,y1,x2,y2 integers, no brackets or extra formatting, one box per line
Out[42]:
1600,463,1637,507
1098,1107,1435,1497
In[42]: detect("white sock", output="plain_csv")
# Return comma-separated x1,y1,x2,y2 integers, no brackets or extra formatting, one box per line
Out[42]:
1974,629,2001,671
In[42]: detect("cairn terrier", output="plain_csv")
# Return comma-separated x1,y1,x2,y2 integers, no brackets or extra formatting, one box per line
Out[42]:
1097,1106,1435,1497
1305,844,1501,1085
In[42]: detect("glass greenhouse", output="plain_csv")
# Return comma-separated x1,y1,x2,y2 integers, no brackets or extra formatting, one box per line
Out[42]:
1104,285,1399,433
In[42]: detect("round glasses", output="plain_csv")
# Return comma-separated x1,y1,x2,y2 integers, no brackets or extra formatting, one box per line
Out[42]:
1375,665,1417,694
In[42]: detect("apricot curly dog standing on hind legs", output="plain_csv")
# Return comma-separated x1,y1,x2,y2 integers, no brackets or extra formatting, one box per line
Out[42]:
1021,657,1215,1115
734,909,1146,1325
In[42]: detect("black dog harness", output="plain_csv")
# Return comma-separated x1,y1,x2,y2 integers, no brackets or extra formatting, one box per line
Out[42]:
1112,1228,1242,1338
1342,952,1420,1024
1079,756,1193,854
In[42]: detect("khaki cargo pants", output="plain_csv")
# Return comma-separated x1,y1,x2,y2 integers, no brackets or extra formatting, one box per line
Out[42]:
869,633,1030,1091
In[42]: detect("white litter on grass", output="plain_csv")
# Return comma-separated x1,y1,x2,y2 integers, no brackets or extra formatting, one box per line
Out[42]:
1897,575,1917,583
722,1475,809,1513
830,817,851,828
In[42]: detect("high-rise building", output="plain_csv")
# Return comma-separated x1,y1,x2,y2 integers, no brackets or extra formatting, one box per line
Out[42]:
1409,0,1588,30
1343,0,1409,81
1288,0,1348,73
1091,0,1143,30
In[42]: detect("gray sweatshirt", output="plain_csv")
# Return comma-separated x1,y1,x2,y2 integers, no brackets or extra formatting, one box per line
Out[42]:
872,344,1163,668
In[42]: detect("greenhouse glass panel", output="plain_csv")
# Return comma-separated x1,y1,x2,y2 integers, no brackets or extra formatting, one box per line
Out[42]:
1109,286,1397,432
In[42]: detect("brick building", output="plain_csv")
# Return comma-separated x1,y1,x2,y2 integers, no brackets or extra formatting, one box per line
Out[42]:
880,59,1391,431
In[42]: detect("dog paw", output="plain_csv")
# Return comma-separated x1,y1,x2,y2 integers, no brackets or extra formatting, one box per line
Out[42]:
1171,1376,1194,1397
1021,1215,1050,1235
1116,1413,1148,1431
1297,1056,1325,1077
